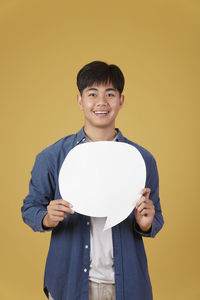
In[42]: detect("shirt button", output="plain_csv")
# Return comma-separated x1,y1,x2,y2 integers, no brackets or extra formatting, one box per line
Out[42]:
76,141,79,144
82,138,85,141
85,245,88,249
86,221,90,226
84,268,87,272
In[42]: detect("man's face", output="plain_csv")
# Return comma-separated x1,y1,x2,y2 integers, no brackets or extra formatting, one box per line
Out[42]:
77,83,124,130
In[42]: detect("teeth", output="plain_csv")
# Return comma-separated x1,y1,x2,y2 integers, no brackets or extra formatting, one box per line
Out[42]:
94,111,108,114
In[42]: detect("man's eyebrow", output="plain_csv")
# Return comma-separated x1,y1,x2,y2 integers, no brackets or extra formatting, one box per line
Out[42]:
86,87,117,92
86,88,98,92
105,88,116,92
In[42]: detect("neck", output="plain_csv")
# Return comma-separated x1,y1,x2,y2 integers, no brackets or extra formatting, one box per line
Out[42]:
84,125,117,141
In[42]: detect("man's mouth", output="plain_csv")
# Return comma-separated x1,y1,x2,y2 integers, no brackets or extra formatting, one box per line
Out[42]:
93,110,109,116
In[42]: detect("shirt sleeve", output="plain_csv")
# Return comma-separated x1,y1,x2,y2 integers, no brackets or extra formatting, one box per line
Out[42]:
21,151,56,232
133,155,164,238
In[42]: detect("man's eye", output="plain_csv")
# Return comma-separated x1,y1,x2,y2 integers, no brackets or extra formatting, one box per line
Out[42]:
107,93,115,97
89,93,96,97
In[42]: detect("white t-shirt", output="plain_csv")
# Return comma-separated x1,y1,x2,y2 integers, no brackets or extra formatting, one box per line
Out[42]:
89,217,115,283
85,133,118,284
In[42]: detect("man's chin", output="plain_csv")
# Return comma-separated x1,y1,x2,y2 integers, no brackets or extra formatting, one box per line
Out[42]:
91,122,114,129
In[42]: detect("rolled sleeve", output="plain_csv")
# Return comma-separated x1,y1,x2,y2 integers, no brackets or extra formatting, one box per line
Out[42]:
21,151,55,232
133,155,164,238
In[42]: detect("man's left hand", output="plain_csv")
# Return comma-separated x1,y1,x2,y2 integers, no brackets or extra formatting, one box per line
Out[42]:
134,188,155,232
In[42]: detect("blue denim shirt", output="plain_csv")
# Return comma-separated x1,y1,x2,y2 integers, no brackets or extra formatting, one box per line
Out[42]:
21,127,164,300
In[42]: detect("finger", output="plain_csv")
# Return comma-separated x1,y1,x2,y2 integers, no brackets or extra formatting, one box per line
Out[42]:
49,199,73,208
136,195,154,209
139,208,155,217
49,202,74,211
136,196,145,208
48,210,68,218
48,205,74,214
50,204,74,212
50,215,66,222
136,196,151,209
136,201,153,213
141,188,151,199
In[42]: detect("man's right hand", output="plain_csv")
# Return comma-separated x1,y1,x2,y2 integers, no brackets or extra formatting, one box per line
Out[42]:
42,199,74,228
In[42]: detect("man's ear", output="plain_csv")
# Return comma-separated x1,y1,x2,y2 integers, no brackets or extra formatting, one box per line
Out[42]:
119,94,124,109
77,94,83,110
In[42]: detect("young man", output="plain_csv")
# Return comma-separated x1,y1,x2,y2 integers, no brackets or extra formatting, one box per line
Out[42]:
21,61,164,300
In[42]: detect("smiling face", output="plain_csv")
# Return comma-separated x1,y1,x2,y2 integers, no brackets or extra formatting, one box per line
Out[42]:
77,83,124,132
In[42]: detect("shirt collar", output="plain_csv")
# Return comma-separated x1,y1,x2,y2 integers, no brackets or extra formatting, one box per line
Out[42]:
75,126,125,145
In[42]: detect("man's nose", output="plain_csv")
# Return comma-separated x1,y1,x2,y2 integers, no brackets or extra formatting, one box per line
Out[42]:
96,95,107,105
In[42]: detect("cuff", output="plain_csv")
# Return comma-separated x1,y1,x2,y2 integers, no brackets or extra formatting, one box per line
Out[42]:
35,210,53,232
133,219,153,237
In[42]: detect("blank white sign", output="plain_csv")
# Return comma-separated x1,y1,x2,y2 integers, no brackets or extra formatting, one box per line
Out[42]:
59,141,146,230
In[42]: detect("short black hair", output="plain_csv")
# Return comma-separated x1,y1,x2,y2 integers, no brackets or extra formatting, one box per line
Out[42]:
77,61,125,95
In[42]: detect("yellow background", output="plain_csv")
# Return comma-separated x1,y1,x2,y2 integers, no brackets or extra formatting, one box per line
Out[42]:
0,0,199,299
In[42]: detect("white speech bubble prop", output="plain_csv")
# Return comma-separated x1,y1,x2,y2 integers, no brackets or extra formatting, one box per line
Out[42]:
59,141,146,230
